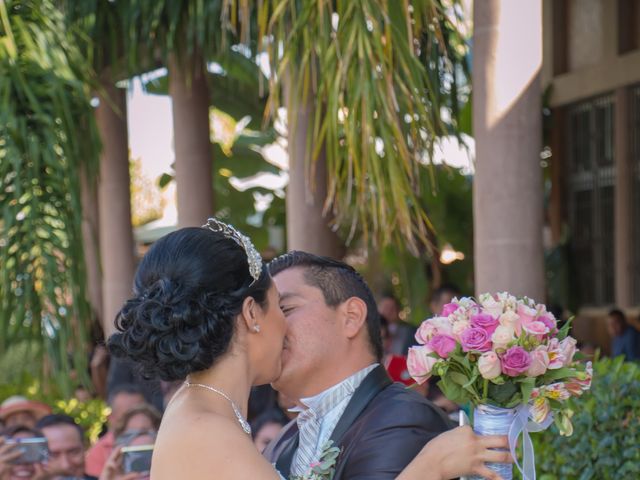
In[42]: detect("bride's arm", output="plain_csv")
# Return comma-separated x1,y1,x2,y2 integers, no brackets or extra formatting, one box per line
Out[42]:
397,426,511,480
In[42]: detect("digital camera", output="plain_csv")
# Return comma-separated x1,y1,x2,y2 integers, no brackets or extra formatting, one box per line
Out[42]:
122,444,154,473
6,437,48,464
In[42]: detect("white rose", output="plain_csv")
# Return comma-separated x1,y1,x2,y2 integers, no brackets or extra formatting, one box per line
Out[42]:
428,316,453,335
451,320,470,340
499,310,521,335
492,325,515,349
479,294,504,319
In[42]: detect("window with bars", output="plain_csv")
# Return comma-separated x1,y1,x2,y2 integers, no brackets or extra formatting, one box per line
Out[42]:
631,87,640,305
567,96,615,306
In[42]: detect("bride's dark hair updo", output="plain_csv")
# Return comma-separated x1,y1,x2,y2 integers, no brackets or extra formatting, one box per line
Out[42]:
108,227,271,382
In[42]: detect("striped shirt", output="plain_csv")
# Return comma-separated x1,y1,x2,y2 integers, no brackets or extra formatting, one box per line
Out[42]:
289,364,378,475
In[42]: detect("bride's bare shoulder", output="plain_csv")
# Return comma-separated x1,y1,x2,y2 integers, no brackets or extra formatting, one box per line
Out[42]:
151,406,281,479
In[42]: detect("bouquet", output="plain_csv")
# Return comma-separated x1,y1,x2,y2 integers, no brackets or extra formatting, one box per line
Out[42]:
408,293,592,480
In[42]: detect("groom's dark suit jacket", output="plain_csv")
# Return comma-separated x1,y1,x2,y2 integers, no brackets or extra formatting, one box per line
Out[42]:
263,365,452,479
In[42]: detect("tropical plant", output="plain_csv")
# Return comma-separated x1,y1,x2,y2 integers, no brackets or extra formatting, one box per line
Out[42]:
0,373,108,443
0,0,100,395
260,0,468,252
528,356,640,480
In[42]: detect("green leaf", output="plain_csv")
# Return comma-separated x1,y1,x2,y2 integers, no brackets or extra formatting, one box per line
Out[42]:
488,381,519,406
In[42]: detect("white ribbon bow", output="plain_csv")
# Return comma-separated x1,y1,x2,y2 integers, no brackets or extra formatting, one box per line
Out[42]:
507,405,554,480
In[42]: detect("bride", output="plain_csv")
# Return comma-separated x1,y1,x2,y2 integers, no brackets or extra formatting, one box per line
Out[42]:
108,220,510,479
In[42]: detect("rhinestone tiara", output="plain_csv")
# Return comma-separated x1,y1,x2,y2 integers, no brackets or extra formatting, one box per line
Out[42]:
202,218,263,285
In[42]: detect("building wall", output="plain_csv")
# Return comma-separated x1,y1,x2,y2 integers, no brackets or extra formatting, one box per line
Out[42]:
543,0,640,352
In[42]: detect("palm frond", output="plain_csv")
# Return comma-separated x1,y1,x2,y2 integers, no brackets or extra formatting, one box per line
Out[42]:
0,0,100,396
260,0,468,254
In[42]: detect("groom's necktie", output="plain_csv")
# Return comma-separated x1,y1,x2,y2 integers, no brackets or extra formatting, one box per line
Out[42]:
291,409,321,476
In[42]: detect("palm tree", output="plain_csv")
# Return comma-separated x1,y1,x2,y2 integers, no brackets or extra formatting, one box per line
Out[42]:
0,0,101,395
260,0,468,254
64,0,137,339
1,0,468,394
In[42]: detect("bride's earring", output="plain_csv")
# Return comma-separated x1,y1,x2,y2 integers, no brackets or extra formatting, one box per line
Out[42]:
253,324,261,333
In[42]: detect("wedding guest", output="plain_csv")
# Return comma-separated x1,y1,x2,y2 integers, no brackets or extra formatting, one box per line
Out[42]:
113,405,162,440
607,309,640,361
0,425,48,480
429,284,460,317
378,294,416,355
265,252,452,478
248,385,279,423
0,396,51,430
107,357,163,411
85,385,146,478
251,409,289,453
36,414,96,480
100,430,156,480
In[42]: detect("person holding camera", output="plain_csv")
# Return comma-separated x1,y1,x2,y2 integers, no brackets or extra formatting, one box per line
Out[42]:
0,425,50,480
99,430,155,480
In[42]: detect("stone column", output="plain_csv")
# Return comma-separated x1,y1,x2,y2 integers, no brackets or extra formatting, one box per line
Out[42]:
472,0,545,299
284,77,345,259
96,77,136,338
614,87,632,308
169,53,214,228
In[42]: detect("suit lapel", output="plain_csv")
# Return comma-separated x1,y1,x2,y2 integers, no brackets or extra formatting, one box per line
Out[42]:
273,365,391,476
329,365,392,445
274,424,299,478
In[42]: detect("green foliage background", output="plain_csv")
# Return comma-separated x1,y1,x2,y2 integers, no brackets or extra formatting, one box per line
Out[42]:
513,357,640,480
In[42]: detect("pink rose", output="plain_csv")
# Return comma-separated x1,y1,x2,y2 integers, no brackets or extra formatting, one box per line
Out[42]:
517,304,537,327
415,316,452,344
460,327,492,352
427,334,457,359
526,346,550,377
478,351,502,379
407,346,438,384
501,346,532,377
522,321,550,340
471,313,499,335
559,337,577,366
441,302,459,317
415,322,437,345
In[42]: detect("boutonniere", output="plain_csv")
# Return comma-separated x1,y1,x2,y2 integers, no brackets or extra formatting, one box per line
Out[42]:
290,441,341,480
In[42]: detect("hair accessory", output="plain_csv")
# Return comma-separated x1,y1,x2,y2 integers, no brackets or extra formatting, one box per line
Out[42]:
202,218,262,284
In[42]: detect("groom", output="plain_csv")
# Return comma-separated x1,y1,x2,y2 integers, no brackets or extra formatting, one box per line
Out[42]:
264,251,451,479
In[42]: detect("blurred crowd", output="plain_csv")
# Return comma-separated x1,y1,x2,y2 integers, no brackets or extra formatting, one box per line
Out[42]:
1,285,637,479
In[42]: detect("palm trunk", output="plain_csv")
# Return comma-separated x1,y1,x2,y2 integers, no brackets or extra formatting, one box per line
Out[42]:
95,74,136,338
284,77,345,259
80,164,102,328
472,0,545,299
169,53,214,228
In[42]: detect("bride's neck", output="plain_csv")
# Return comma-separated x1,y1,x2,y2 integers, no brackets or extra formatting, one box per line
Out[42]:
187,347,254,418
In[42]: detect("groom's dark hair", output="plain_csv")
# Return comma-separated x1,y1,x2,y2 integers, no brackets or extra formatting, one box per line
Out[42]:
268,251,383,361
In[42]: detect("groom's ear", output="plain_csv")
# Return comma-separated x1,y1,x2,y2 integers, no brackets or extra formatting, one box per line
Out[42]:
340,297,368,339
